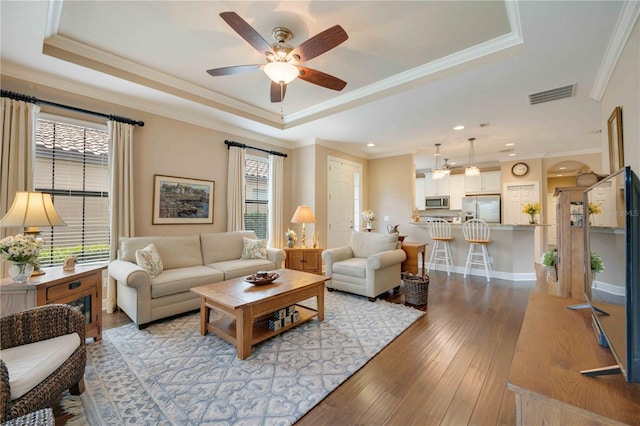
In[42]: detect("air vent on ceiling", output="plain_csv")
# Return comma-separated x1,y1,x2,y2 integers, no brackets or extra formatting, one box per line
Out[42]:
529,84,576,105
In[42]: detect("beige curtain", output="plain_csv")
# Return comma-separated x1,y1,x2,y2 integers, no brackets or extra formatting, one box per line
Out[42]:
107,120,135,313
227,146,245,231
268,154,284,248
0,98,39,277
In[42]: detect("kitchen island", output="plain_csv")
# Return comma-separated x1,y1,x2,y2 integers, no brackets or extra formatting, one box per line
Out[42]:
406,222,537,281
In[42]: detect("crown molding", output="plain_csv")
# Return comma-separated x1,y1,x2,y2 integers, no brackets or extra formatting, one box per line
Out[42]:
590,1,640,101
42,34,283,127
1,62,292,149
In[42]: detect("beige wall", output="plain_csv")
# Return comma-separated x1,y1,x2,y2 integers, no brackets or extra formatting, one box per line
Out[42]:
1,76,293,240
602,19,639,173
289,144,316,242
369,154,414,235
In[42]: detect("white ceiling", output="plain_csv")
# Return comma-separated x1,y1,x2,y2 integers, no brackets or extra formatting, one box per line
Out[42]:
0,1,634,173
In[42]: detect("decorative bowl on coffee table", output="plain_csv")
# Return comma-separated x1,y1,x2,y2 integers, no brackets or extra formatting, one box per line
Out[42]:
245,272,280,285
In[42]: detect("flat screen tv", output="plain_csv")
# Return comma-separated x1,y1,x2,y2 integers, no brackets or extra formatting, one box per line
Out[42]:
583,166,640,383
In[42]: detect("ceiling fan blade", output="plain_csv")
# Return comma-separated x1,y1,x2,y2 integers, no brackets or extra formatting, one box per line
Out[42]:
219,12,274,56
297,66,347,91
206,65,262,76
288,25,348,63
270,81,286,103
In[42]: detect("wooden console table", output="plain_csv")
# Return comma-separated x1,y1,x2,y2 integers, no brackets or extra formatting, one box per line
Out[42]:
508,293,640,424
0,264,105,341
401,242,427,277
283,247,323,275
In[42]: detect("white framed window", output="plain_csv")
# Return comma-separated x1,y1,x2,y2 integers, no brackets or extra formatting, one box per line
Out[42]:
244,155,269,239
34,115,110,266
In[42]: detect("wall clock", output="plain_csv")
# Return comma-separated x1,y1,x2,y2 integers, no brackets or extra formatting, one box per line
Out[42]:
512,162,529,176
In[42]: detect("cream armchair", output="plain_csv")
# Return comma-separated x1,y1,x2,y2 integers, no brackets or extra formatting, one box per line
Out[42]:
322,232,406,301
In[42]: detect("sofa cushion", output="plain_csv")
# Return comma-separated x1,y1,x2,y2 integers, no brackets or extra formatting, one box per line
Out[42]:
241,237,267,260
135,244,163,277
200,231,258,264
0,333,80,400
208,259,277,280
120,235,203,269
350,232,398,258
151,266,224,298
333,257,367,278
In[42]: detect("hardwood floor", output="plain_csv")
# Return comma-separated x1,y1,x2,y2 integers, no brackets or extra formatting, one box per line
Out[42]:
99,271,534,425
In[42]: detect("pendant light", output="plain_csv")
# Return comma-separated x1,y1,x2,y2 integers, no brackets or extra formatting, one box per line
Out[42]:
465,137,480,177
432,143,446,180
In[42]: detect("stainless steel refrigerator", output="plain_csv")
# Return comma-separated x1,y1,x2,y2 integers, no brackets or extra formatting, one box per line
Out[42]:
461,195,501,223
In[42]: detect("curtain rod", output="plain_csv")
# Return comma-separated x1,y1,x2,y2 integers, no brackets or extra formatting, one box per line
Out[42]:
1,90,145,127
225,140,287,158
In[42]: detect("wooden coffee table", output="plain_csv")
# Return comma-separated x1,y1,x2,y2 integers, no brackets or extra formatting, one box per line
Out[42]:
190,268,329,359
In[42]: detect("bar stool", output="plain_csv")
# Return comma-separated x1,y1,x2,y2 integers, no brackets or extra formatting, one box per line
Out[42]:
463,219,492,282
426,218,454,275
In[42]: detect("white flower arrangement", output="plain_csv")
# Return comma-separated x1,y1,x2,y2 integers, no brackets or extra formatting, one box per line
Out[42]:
0,234,44,264
285,229,297,241
362,210,376,221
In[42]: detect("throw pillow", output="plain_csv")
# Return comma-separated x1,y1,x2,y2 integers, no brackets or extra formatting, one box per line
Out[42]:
241,237,267,260
135,243,164,277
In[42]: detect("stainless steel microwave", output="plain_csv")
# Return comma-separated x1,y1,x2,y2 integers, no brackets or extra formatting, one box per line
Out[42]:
425,196,450,209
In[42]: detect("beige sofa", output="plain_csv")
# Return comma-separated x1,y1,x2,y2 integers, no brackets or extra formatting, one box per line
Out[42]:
108,231,285,327
322,232,406,301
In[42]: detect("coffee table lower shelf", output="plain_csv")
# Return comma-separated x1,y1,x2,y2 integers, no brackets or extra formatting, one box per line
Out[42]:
205,304,318,348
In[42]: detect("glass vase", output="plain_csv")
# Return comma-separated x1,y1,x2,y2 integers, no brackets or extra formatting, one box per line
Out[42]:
286,239,295,248
8,262,34,284
529,215,537,225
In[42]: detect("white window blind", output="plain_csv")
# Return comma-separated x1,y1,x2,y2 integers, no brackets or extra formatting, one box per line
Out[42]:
34,117,110,266
244,156,269,239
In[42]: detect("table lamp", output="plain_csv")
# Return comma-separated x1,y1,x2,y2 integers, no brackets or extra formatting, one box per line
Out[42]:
290,205,316,248
0,192,66,275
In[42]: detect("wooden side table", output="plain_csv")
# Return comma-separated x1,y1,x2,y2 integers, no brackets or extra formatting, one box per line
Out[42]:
283,247,324,275
0,264,105,341
401,242,427,277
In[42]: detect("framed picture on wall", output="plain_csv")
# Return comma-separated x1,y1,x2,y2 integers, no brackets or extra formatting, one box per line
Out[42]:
153,175,215,224
607,106,624,174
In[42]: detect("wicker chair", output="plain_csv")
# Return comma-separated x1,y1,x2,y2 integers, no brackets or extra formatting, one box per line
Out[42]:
0,304,86,423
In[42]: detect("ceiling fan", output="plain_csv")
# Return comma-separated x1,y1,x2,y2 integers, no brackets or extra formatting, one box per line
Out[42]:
207,12,348,103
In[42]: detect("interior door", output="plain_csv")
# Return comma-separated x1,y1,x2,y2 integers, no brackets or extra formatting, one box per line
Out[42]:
547,194,557,247
327,158,361,248
504,183,538,225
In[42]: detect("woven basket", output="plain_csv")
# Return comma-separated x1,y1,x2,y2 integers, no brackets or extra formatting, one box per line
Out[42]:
403,273,429,306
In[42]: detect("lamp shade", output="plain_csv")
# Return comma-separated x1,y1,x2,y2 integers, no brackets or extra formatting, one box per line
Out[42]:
0,192,66,229
290,205,316,224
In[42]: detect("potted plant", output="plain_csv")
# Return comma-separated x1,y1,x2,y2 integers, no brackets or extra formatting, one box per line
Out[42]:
541,248,558,282
590,252,604,279
0,233,44,283
362,210,376,230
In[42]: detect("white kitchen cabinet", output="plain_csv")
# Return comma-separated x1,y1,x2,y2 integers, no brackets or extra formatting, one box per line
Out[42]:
415,177,425,210
449,175,465,210
465,171,501,194
424,173,450,196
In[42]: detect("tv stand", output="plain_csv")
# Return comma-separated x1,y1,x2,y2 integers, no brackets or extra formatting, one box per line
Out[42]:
508,293,640,425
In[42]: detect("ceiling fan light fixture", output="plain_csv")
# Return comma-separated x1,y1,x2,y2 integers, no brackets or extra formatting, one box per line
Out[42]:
264,62,299,84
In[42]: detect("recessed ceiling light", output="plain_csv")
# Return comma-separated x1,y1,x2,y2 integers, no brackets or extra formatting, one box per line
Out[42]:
450,162,457,165
508,153,517,157
453,125,465,131
505,143,515,147
559,166,567,170
367,143,375,147
557,174,563,177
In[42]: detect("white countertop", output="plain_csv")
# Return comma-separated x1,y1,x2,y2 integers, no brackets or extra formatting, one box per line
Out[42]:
408,222,538,230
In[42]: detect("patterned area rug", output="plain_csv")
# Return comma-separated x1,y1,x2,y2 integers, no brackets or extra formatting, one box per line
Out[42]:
78,290,423,425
